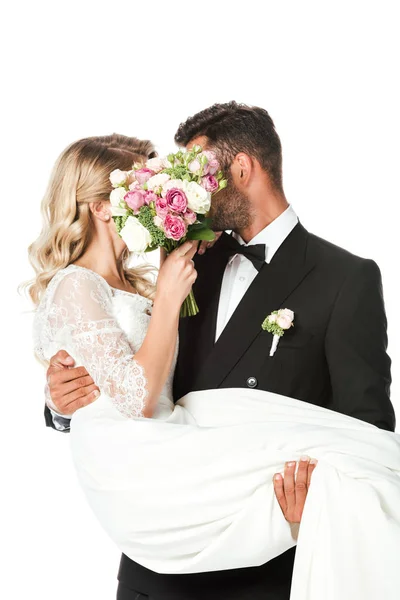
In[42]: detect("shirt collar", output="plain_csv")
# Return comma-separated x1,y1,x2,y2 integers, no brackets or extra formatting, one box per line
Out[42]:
232,205,299,264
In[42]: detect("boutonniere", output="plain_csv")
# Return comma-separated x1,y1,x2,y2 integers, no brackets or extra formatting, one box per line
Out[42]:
262,309,295,356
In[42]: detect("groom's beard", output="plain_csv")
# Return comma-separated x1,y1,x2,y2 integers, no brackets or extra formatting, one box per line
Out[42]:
210,178,252,232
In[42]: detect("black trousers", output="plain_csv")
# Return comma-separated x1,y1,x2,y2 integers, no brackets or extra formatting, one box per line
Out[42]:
117,579,290,600
117,548,294,600
117,582,150,600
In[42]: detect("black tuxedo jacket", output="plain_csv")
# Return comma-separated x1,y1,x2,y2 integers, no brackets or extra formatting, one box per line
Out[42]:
118,223,394,599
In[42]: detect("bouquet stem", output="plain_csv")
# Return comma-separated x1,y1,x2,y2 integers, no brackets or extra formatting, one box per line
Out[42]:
180,288,199,318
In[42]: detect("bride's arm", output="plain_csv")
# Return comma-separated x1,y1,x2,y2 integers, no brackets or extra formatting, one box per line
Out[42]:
135,242,197,416
45,242,197,420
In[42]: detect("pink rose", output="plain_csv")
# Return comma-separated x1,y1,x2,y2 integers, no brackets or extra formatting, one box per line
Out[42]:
135,168,155,185
146,156,167,173
202,150,217,162
166,188,188,213
164,214,187,241
144,191,158,205
161,179,185,198
208,159,220,175
200,151,219,175
188,159,201,174
155,195,169,216
124,190,146,214
129,180,141,191
201,174,219,193
183,209,197,225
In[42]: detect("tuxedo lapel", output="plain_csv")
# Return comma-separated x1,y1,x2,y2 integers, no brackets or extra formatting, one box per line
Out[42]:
190,243,228,355
194,223,315,390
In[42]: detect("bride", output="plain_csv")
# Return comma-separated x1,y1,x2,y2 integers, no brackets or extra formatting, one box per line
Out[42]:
30,135,400,599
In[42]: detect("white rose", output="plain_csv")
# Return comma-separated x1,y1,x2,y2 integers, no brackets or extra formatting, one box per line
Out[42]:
279,308,294,322
153,215,164,228
146,157,170,173
110,169,128,187
111,206,128,217
147,173,171,191
276,308,294,330
268,313,277,324
120,216,152,253
183,181,211,214
110,187,127,206
126,170,137,185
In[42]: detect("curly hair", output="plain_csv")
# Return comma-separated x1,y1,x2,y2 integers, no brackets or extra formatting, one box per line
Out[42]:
27,134,157,305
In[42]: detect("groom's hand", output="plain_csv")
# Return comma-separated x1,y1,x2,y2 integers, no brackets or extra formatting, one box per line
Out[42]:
46,350,100,415
198,232,223,255
273,457,317,524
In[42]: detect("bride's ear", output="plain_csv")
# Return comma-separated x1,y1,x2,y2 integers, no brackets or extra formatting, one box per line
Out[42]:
89,201,111,223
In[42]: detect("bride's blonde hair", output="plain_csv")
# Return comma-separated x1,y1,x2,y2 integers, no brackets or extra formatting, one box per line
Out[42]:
27,134,157,305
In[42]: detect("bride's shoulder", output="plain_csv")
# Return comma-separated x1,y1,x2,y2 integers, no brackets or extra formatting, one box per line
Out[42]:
44,265,113,307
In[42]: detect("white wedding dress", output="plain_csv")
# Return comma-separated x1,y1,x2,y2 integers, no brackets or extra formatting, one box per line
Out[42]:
34,265,400,600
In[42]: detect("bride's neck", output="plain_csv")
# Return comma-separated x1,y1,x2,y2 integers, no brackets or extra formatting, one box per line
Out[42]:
73,235,129,289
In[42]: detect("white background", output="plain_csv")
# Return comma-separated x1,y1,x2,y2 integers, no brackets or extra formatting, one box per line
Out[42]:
1,1,399,598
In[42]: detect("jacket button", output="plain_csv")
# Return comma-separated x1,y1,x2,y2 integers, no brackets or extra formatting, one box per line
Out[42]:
247,377,258,388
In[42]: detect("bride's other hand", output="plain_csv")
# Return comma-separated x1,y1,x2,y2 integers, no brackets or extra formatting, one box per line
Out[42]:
46,350,100,415
198,231,223,255
156,241,198,310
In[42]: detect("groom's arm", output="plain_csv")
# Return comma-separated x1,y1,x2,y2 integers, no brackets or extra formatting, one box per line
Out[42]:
45,351,100,430
325,258,395,431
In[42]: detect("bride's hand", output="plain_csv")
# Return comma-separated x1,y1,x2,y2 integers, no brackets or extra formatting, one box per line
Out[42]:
156,241,198,308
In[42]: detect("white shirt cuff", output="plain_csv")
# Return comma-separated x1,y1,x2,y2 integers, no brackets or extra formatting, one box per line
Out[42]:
49,408,71,431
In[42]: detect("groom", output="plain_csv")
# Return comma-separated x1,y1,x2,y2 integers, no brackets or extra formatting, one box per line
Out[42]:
46,102,395,600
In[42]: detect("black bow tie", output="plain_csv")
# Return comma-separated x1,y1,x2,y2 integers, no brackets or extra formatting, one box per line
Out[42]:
221,234,266,272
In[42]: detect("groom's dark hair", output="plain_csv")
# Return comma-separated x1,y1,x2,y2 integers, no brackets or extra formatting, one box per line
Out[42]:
174,101,283,192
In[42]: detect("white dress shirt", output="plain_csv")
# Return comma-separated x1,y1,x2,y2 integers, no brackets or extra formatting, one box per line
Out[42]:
215,205,299,341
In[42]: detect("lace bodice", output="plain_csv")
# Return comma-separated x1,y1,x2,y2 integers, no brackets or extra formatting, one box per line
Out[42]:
34,265,176,418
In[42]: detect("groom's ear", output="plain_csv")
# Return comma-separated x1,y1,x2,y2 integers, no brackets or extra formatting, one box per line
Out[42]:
231,153,253,187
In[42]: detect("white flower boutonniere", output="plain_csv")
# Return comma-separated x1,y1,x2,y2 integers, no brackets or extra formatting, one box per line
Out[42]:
262,308,295,357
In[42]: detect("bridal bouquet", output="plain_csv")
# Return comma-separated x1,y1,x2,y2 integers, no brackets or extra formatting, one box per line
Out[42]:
109,145,227,317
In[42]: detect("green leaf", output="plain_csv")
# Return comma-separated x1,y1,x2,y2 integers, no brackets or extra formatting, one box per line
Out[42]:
145,244,159,253
187,218,213,232
189,222,208,231
186,228,215,241
190,215,212,227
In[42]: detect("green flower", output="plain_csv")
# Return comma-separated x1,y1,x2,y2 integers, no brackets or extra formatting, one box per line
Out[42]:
136,205,167,249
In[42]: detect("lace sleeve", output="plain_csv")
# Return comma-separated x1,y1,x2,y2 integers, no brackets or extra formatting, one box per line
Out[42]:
47,269,147,419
